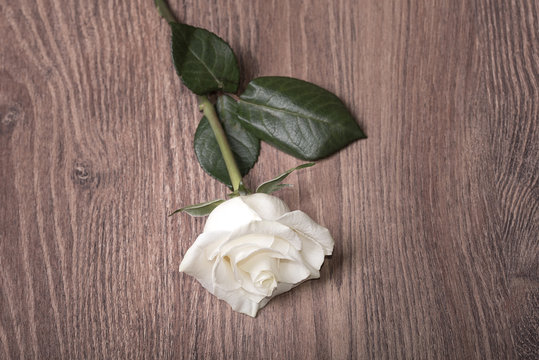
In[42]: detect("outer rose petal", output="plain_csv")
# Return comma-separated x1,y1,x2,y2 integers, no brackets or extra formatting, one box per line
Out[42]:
224,220,302,251
296,235,325,274
277,260,312,284
212,286,262,317
241,193,290,220
178,231,229,292
204,197,261,232
278,210,334,255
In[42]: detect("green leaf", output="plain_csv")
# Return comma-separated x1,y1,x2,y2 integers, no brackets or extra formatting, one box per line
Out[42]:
236,77,366,160
169,199,225,217
256,162,315,194
170,23,240,95
194,95,260,187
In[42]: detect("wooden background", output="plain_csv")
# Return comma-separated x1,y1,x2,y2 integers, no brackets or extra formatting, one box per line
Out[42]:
1,0,537,358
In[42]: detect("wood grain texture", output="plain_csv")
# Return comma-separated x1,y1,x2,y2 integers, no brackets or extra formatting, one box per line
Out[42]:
1,0,537,358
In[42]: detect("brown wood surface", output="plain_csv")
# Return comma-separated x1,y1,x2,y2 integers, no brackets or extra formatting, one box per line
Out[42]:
1,0,538,358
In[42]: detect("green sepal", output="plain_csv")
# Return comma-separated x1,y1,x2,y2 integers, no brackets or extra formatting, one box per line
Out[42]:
228,182,251,198
256,163,315,194
169,199,225,217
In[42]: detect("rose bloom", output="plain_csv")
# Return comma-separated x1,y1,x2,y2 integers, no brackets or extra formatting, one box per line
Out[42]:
179,193,334,317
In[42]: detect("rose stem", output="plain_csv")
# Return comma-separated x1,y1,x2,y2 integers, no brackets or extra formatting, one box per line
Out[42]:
154,0,176,23
154,0,243,192
197,95,243,192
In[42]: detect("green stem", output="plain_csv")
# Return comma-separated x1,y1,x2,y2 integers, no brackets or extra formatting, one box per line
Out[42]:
154,0,177,23
155,2,242,191
197,95,242,191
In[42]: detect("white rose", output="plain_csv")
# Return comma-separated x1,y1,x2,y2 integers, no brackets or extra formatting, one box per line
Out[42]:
179,193,334,317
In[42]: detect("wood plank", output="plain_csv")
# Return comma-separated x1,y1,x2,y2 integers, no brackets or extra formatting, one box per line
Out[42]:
0,0,537,358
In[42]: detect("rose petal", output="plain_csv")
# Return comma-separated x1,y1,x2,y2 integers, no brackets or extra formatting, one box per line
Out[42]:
256,281,301,313
212,257,269,312
271,282,297,298
212,286,264,317
229,244,288,265
212,258,241,292
239,253,277,282
230,248,280,297
179,243,215,292
240,193,290,220
226,220,303,250
193,231,231,259
297,235,325,271
277,260,313,284
216,233,275,259
278,210,334,254
204,197,261,232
